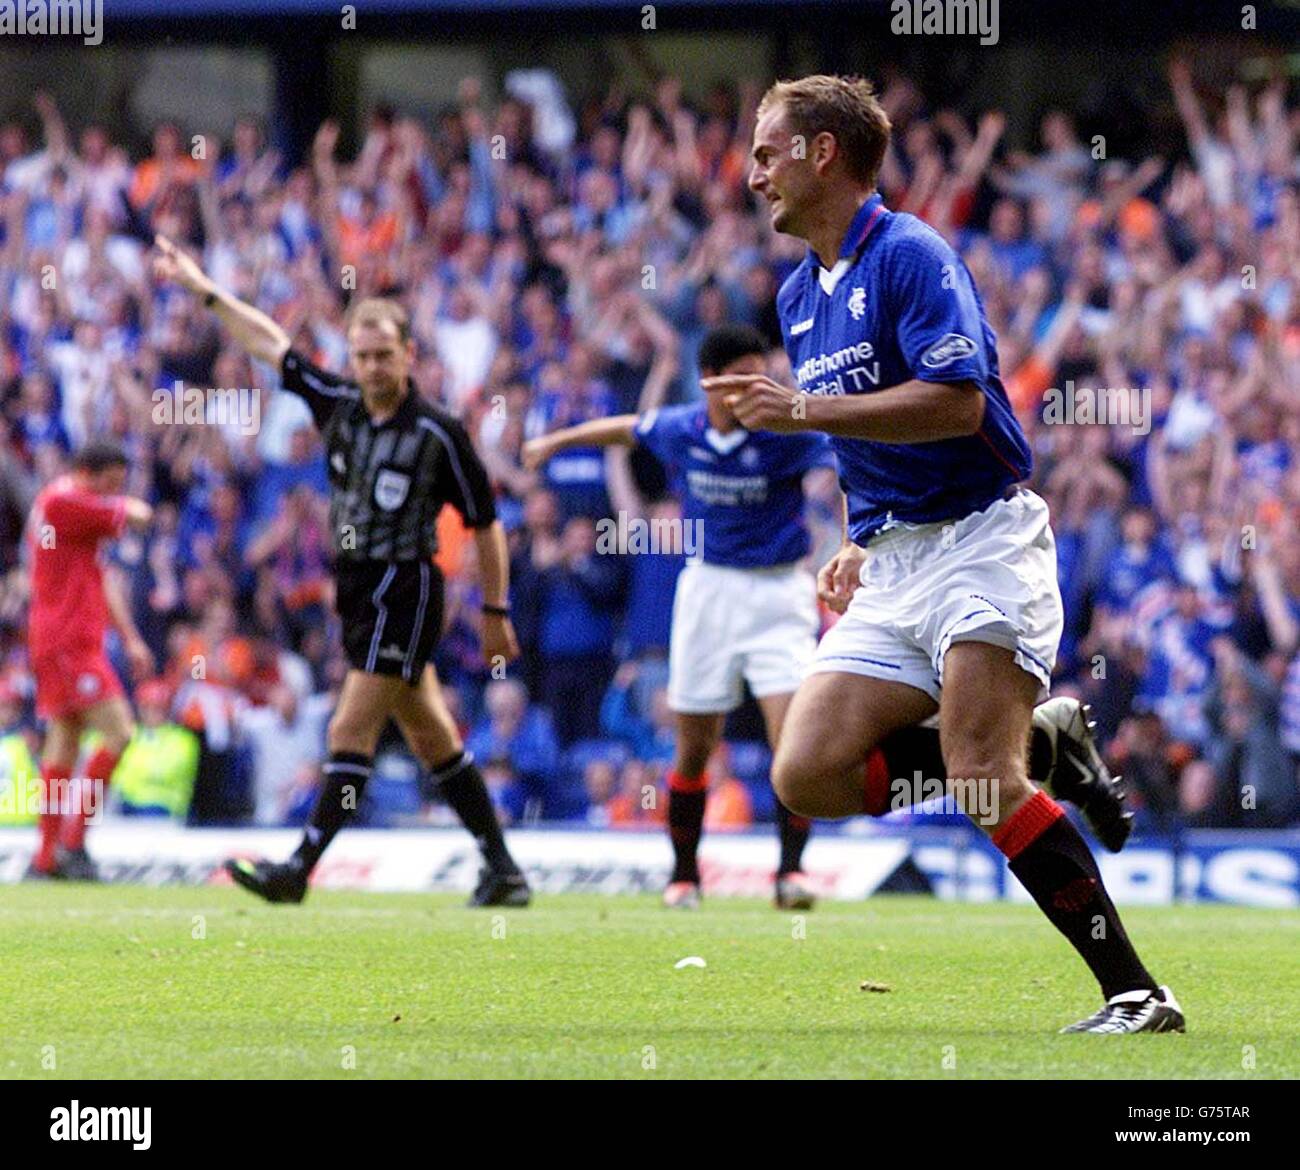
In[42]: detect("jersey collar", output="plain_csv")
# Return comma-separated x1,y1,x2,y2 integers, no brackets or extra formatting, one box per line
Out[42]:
812,192,887,294
839,192,887,260
693,402,748,454
704,425,748,455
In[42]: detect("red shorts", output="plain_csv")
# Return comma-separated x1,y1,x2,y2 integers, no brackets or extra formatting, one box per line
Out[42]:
32,646,125,721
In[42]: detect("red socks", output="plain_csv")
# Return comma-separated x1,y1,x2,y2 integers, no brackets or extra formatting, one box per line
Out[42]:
862,748,892,816
35,760,72,872
60,745,121,851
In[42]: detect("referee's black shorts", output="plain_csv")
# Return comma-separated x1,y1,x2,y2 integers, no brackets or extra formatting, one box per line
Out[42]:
335,561,444,684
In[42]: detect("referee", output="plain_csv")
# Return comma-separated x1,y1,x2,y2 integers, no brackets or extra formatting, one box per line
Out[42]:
153,235,530,907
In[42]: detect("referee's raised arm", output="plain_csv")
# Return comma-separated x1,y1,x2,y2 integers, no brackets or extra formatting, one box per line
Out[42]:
152,233,291,371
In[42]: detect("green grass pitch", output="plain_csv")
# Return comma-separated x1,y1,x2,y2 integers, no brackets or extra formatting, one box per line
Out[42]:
3,885,1296,1079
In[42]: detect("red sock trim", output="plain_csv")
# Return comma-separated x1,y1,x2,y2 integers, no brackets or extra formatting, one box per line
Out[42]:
993,789,1065,859
667,768,707,794
863,748,891,816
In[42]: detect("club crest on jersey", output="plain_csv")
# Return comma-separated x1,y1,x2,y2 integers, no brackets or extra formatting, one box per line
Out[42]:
374,468,411,511
741,446,760,469
921,333,977,368
848,287,866,320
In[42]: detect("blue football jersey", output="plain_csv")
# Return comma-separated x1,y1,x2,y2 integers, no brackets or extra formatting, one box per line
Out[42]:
777,193,1031,544
634,403,832,568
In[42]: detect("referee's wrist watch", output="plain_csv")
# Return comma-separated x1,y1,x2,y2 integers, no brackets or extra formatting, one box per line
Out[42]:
481,602,510,617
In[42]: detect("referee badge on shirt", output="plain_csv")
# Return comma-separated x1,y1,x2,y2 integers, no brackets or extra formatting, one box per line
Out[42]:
374,468,412,511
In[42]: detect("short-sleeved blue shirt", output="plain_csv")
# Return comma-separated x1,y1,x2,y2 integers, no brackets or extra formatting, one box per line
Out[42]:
634,403,832,568
777,194,1031,544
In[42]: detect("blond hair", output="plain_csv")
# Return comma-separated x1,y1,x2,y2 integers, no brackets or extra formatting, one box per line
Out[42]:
757,75,892,188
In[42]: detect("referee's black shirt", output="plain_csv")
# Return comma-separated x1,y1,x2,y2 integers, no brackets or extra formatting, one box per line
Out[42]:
279,349,497,563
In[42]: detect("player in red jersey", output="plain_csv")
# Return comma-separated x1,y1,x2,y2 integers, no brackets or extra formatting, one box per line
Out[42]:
25,441,154,880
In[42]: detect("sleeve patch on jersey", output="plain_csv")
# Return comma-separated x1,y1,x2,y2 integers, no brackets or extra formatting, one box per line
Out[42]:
920,333,978,369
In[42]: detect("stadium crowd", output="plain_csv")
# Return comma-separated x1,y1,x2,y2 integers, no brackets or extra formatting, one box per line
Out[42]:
0,60,1298,833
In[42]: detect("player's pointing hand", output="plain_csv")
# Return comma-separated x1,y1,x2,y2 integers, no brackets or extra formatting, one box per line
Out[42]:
701,374,808,433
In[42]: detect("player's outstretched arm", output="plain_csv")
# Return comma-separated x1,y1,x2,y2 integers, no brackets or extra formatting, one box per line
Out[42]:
152,234,291,369
521,416,638,470
707,373,984,442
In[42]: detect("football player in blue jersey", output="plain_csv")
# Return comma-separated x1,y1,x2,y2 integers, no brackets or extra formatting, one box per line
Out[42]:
704,75,1183,1034
524,325,833,910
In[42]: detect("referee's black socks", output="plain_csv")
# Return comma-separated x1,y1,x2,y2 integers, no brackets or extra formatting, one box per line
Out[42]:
429,750,519,873
292,751,374,873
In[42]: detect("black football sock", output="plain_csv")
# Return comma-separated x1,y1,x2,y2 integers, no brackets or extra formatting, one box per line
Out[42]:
997,790,1157,1000
863,724,1054,814
883,724,1054,785
292,751,373,874
667,769,707,884
775,800,811,876
1027,726,1053,786
432,751,517,872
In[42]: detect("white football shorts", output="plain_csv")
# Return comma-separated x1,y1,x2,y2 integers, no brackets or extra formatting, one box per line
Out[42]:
808,488,1063,701
668,560,819,714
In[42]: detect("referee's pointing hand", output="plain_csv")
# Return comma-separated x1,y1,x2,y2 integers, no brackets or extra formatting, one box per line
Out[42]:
152,234,211,297
702,374,807,433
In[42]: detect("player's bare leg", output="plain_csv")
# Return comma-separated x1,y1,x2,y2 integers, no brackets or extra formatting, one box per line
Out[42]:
772,673,938,818
941,642,1182,1033
27,715,83,879
393,666,529,907
662,711,725,908
756,691,815,909
774,670,1129,848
